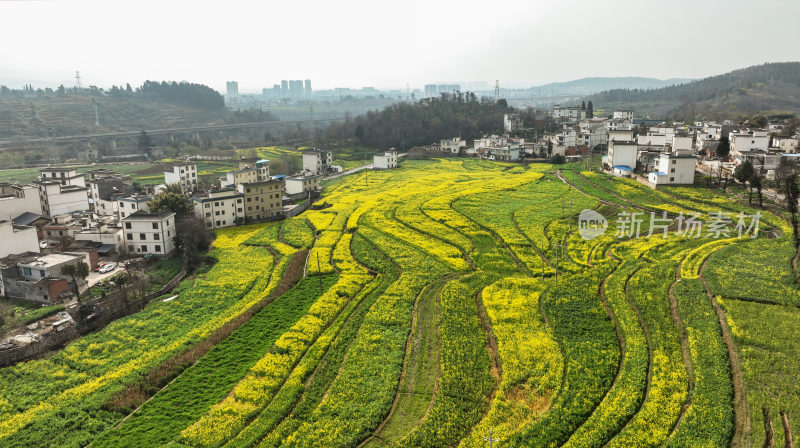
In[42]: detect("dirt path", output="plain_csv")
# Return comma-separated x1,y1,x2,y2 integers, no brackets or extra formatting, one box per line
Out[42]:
667,261,696,438
699,256,749,448
357,275,449,447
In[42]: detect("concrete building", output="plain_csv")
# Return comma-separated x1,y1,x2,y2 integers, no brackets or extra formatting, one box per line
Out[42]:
35,182,90,217
0,221,39,258
117,194,152,219
730,130,769,155
504,113,523,132
439,138,466,154
285,175,321,196
608,129,635,144
648,153,696,185
0,253,77,304
774,136,799,153
489,147,520,162
192,189,244,229
672,135,694,153
374,150,398,169
226,81,239,100
38,168,86,187
0,184,41,220
613,109,634,121
164,163,198,193
304,79,312,97
238,180,283,222
608,140,639,175
122,210,176,256
238,159,270,181
302,149,333,175
74,224,124,255
552,105,585,123
222,167,260,188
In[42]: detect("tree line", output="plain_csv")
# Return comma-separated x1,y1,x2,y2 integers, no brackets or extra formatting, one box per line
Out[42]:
317,92,514,149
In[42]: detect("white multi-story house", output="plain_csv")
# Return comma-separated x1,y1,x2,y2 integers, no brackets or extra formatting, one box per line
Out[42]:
774,136,799,153
648,153,696,185
672,135,694,153
192,189,244,229
730,130,769,155
504,113,523,132
285,175,321,196
607,140,639,176
38,168,86,187
552,105,585,123
222,167,260,188
35,181,90,217
613,109,634,121
122,210,176,256
117,194,152,219
555,128,578,147
374,150,398,169
164,163,198,192
608,129,634,144
0,184,41,220
0,220,39,258
439,138,466,154
302,149,333,175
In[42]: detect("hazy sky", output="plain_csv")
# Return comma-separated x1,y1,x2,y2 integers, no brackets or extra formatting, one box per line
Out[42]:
1,0,798,93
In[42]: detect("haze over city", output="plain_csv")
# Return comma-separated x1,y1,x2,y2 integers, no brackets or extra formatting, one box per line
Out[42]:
2,0,799,92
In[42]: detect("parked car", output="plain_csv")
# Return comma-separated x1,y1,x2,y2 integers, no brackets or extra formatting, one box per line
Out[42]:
98,263,117,274
93,261,109,272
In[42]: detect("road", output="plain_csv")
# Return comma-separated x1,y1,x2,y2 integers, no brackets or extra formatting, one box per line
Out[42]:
322,153,408,181
86,265,125,287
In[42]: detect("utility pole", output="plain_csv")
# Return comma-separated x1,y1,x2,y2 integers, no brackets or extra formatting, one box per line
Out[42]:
483,428,499,448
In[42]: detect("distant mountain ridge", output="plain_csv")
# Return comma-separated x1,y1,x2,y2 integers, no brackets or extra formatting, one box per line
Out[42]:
584,62,800,120
528,76,693,96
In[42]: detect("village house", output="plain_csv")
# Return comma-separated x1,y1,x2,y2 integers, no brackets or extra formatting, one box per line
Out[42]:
730,130,769,155
117,194,152,219
0,220,39,259
164,163,198,193
373,150,398,169
238,179,284,222
122,210,176,256
0,252,86,303
0,183,40,221
504,113,523,132
285,174,321,196
192,189,244,229
647,153,697,185
34,181,90,217
606,140,639,176
302,149,333,175
38,168,86,187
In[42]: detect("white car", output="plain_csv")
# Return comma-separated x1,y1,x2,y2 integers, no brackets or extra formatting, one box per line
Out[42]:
98,263,117,274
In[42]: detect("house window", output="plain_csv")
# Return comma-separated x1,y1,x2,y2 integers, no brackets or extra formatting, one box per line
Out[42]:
207,222,212,228
670,177,675,182
128,245,134,252
152,223,158,229
125,222,131,229
132,204,136,209
154,233,160,240
127,234,133,240
237,199,242,203
672,160,676,164
671,168,675,173
167,231,171,237
23,267,31,276
216,220,221,226
140,233,146,240
205,204,210,208
155,245,162,253
215,211,220,216
141,245,148,252
206,212,211,217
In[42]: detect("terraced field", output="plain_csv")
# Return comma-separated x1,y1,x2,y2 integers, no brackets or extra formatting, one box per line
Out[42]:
0,158,796,447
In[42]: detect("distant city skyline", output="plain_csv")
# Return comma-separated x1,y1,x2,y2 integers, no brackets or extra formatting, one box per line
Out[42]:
1,0,798,93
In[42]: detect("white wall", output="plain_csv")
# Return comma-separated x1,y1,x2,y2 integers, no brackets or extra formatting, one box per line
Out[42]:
0,188,40,221
0,221,39,258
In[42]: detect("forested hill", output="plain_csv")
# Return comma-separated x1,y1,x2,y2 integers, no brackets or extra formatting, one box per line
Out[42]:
585,62,800,120
0,81,247,139
319,92,512,149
